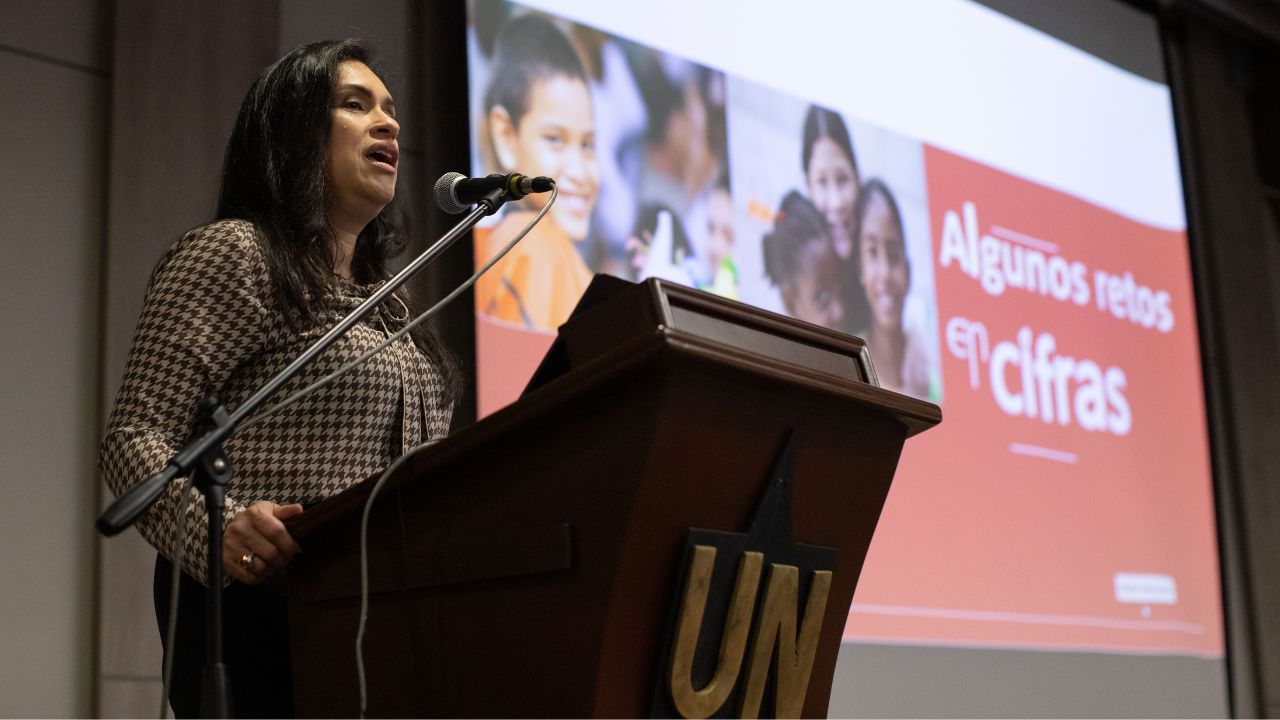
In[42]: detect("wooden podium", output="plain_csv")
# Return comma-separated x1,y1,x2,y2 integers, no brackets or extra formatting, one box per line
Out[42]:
285,275,940,718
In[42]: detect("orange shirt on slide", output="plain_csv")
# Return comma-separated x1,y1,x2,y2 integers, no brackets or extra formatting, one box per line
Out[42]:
474,211,593,332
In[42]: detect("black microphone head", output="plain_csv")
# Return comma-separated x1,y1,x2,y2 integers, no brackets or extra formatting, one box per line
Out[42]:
434,171,469,214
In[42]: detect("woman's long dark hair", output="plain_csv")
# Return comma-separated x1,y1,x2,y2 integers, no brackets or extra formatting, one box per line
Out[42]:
217,39,459,400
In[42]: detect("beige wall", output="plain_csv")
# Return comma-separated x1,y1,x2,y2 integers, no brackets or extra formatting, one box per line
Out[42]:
95,3,279,716
0,0,110,716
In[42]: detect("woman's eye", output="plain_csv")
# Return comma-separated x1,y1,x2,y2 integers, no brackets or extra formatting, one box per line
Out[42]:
342,99,365,111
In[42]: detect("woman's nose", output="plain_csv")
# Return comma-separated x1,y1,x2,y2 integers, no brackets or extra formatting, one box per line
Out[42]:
373,108,399,139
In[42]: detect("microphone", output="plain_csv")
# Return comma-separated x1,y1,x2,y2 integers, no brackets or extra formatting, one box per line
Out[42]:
434,172,555,214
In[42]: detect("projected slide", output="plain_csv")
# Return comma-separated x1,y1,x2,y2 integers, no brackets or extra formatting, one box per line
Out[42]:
466,0,1222,657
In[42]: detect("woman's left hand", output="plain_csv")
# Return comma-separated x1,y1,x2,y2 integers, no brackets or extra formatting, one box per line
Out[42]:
223,501,304,584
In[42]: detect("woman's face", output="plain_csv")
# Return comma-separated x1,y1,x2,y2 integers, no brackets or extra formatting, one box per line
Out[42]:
495,75,599,240
805,136,858,260
326,61,400,229
858,192,910,331
783,235,844,329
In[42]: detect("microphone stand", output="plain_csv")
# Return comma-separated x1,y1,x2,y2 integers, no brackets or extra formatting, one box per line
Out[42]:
97,187,509,718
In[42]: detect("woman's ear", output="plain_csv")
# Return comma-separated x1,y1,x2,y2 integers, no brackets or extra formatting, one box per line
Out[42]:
488,105,519,171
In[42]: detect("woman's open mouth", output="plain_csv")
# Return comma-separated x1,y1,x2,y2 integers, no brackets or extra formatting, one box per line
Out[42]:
365,142,399,173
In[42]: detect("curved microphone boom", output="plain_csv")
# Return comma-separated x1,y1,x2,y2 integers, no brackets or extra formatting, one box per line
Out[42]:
434,171,555,214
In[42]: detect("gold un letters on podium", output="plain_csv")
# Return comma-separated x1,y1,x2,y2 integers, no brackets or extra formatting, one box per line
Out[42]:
669,545,833,718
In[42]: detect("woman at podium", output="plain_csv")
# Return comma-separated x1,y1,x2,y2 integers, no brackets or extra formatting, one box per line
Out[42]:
99,40,457,717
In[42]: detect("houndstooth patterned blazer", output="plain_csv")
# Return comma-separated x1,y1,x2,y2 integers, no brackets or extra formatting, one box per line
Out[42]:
100,219,452,586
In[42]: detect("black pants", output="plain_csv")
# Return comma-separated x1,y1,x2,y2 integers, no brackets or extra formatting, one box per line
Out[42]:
153,554,295,718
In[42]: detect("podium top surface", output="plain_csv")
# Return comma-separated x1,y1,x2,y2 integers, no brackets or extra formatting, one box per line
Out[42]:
528,275,939,433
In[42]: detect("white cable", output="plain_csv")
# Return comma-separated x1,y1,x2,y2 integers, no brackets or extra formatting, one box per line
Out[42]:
353,448,412,718
243,184,558,432
351,190,556,717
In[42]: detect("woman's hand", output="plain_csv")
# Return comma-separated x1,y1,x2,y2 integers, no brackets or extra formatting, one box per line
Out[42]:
223,501,304,584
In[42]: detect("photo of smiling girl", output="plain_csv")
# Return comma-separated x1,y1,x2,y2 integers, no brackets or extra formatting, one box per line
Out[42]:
853,178,933,398
763,190,846,329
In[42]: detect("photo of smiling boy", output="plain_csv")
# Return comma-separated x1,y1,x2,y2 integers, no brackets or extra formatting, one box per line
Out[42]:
474,13,599,331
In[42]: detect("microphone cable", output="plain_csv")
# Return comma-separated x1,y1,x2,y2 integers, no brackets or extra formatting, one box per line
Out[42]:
353,185,557,718
353,186,556,718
